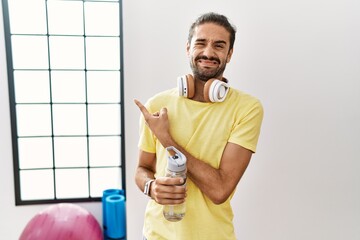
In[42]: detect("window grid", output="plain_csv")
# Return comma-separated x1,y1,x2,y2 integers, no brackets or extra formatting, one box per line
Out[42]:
2,0,126,205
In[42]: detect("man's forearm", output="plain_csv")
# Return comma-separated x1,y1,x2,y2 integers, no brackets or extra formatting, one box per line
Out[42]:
135,166,155,193
159,137,229,204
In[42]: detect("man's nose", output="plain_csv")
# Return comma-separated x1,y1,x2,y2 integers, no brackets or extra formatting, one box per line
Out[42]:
202,44,215,58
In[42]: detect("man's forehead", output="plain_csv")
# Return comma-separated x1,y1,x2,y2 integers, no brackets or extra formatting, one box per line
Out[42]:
192,23,230,43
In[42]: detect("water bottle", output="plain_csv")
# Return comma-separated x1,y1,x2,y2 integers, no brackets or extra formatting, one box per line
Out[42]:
163,146,187,222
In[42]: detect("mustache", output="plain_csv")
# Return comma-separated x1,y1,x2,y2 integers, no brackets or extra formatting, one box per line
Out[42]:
195,55,220,64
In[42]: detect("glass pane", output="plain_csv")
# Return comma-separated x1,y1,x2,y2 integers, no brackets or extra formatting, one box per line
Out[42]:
16,104,52,137
14,70,50,103
49,36,84,69
47,0,84,35
87,71,120,103
84,2,119,36
52,104,87,135
86,37,120,70
51,71,86,103
11,36,49,69
89,167,121,197
54,137,88,168
55,169,89,198
88,104,120,135
18,137,53,169
20,169,54,200
8,0,47,34
89,136,120,166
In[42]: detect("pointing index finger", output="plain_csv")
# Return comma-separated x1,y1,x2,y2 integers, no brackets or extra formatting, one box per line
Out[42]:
134,99,150,116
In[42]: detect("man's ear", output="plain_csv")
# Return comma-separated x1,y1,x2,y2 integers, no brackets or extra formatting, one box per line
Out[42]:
186,42,190,56
226,48,234,63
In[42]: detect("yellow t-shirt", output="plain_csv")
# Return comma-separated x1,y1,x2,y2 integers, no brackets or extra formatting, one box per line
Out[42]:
138,87,263,240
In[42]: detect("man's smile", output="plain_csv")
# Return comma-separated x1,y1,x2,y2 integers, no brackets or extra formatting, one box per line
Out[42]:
198,59,219,67
195,56,220,69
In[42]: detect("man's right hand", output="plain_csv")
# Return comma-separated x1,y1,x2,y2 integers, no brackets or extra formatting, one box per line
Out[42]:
149,177,187,205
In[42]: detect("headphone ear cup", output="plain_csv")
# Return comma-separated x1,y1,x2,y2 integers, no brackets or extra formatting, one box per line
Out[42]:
186,74,195,99
177,74,195,99
204,79,230,102
203,79,215,102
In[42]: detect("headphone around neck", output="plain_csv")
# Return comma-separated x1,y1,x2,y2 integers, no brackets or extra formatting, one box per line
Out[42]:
177,74,230,102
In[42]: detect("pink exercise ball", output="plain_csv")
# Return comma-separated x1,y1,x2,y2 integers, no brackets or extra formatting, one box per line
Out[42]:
19,203,103,240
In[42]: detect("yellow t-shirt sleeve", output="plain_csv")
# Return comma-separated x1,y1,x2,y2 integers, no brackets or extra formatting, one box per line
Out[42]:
228,100,264,153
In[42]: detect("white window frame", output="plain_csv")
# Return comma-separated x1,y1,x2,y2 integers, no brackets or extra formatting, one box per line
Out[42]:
2,0,126,205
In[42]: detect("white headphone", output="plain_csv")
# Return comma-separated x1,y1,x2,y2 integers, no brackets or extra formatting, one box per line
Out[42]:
177,74,230,102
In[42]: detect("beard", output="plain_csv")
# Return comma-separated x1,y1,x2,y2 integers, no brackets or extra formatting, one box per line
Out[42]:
190,55,227,82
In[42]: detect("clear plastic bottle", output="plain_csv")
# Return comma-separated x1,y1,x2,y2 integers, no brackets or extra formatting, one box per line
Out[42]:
163,146,187,222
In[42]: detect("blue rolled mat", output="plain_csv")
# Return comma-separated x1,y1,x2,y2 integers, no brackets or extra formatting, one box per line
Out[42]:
105,194,126,239
102,189,121,234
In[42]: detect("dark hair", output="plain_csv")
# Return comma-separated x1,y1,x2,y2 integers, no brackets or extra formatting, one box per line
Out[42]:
188,12,237,50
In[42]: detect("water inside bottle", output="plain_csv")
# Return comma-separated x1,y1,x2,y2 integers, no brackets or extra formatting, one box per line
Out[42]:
163,205,185,222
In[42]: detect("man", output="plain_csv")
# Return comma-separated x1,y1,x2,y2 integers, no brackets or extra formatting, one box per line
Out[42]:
134,12,263,239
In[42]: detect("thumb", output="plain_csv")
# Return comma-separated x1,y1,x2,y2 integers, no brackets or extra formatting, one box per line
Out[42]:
160,107,168,116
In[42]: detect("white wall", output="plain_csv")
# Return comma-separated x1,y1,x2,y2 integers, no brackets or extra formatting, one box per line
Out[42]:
1,0,359,239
